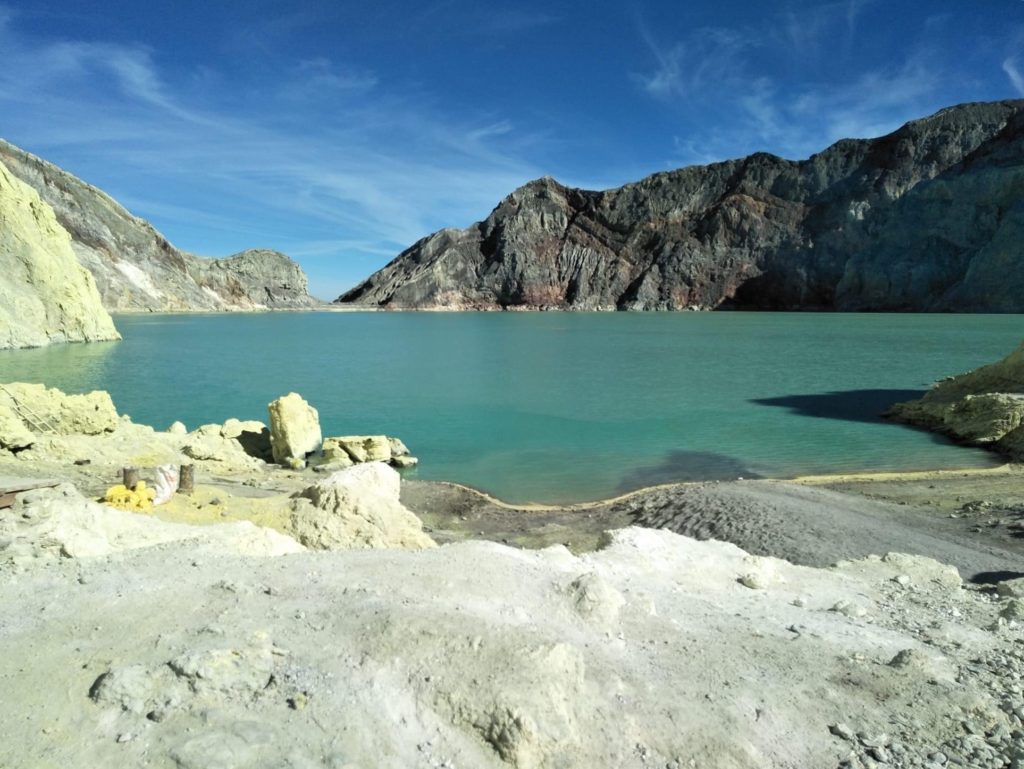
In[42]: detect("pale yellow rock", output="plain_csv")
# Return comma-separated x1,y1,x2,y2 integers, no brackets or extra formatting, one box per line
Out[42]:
0,159,119,349
181,424,262,469
0,383,118,435
0,403,33,450
267,393,322,466
167,421,188,435
323,435,391,463
288,462,435,550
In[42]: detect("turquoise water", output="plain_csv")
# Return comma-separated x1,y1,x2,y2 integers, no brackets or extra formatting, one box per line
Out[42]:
0,312,1020,503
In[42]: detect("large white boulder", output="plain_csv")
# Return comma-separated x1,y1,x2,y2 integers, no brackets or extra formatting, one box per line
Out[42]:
288,462,435,550
267,393,322,466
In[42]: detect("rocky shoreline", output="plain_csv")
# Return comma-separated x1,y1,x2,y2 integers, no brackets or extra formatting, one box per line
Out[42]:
2,383,1024,768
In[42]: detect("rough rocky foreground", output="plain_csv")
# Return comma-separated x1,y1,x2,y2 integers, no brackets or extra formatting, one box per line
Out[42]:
4,385,1024,767
890,340,1024,462
0,139,321,313
0,159,119,349
339,99,1024,311
5,491,1024,769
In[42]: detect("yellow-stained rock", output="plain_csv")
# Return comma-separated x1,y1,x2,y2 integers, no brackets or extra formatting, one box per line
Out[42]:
104,481,156,513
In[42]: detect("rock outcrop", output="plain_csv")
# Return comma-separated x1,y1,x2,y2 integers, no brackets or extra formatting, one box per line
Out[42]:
338,100,1024,311
889,340,1024,460
0,140,321,312
0,383,119,449
0,160,120,349
267,393,322,467
288,462,435,550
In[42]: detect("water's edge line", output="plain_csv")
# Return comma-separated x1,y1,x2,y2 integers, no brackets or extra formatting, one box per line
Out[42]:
414,463,1021,512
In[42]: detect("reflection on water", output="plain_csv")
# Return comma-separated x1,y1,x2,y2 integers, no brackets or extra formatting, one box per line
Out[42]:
0,338,119,393
616,450,764,493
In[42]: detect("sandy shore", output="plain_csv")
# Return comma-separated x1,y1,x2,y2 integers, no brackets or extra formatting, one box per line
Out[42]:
3,409,1021,581
402,464,1024,582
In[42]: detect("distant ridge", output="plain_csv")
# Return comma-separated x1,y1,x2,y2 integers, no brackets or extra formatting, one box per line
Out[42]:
338,100,1024,312
0,140,321,312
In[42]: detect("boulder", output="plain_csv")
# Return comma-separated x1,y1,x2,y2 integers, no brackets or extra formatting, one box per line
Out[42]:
0,403,34,450
391,455,419,469
323,435,391,464
167,421,188,435
940,393,1024,443
388,436,411,457
181,425,262,469
221,418,272,461
288,463,435,550
0,383,119,435
268,393,322,466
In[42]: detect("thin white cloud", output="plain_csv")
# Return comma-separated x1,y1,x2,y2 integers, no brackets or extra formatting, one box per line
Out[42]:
635,6,952,164
1004,57,1024,96
0,12,547,296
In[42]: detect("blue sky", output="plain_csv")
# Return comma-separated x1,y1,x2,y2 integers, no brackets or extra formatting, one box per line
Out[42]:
0,1,1021,299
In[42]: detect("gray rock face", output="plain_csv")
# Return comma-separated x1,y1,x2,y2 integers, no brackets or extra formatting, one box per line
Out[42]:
0,140,321,312
338,100,1024,311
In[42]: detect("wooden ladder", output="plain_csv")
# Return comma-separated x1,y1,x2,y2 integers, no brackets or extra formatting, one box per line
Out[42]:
0,383,59,434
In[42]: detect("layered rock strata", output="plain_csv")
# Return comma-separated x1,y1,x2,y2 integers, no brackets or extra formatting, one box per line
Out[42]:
0,160,120,349
338,100,1024,311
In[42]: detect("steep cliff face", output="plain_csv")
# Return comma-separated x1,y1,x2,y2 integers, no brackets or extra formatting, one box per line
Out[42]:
338,100,1024,311
0,160,120,349
0,140,320,312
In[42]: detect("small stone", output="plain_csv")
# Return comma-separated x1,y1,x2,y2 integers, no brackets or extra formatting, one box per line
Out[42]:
869,746,890,763
1001,599,1024,620
738,573,768,590
831,600,869,619
893,575,911,586
830,723,856,741
116,733,134,743
858,732,890,748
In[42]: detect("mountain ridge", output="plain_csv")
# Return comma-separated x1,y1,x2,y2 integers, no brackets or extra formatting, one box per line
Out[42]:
338,99,1024,312
0,139,322,313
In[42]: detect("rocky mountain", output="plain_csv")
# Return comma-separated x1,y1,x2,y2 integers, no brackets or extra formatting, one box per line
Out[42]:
338,100,1024,311
0,140,320,312
0,159,119,349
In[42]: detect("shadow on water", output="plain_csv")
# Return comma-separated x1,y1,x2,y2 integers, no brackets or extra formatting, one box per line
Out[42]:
971,570,1024,585
751,389,926,425
616,450,763,494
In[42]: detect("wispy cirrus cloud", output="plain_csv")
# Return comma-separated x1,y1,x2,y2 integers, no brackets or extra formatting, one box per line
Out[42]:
0,7,547,298
1004,57,1024,96
634,3,967,165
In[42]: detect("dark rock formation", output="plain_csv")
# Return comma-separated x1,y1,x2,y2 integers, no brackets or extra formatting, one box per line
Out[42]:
0,140,321,312
338,100,1024,311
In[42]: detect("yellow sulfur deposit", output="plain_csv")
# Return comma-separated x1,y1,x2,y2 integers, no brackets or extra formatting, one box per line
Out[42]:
103,481,156,513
